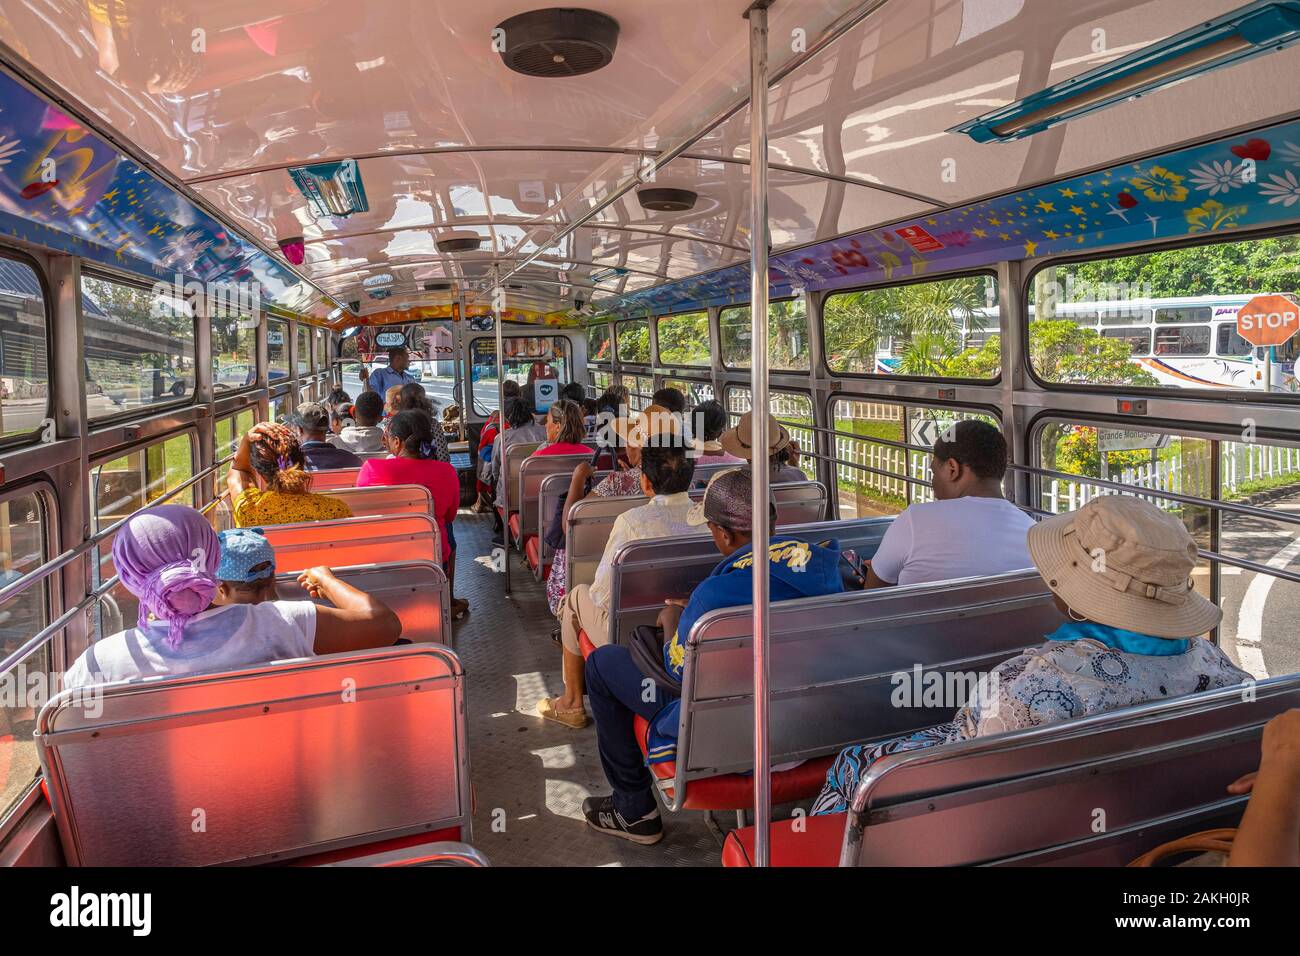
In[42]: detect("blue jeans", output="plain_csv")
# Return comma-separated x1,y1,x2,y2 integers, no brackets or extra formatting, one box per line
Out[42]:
584,645,679,820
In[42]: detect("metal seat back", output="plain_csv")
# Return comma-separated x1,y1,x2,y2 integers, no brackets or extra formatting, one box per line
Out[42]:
275,560,450,645
260,513,441,573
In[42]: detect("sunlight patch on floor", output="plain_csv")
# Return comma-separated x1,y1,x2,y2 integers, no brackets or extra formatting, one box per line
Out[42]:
531,743,578,770
545,778,592,821
512,670,554,714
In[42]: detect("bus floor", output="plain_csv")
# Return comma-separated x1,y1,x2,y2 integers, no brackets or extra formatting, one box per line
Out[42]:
452,512,722,867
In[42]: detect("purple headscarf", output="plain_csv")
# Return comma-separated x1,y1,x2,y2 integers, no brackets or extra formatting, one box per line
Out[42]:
111,505,220,650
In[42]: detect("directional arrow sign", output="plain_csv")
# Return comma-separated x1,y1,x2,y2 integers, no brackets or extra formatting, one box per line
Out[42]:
909,416,957,450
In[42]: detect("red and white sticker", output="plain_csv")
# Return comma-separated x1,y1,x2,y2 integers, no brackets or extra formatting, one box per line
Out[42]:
893,225,945,253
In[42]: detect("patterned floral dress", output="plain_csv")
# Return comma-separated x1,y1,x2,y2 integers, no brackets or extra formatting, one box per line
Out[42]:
546,466,643,617
810,624,1251,815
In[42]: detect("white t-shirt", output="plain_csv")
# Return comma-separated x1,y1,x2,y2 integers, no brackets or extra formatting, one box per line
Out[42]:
63,600,318,689
869,496,1034,587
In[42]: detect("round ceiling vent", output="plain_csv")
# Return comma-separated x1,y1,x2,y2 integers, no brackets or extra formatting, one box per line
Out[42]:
496,8,619,78
436,234,483,253
637,187,698,212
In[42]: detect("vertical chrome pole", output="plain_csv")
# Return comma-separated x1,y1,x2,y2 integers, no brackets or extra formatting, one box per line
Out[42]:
746,0,773,868
493,266,511,594
456,290,469,442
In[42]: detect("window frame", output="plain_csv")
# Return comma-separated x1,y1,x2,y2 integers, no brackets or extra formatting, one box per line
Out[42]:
819,269,1002,386
614,317,651,368
653,308,712,369
0,249,55,450
719,296,811,373
80,268,199,426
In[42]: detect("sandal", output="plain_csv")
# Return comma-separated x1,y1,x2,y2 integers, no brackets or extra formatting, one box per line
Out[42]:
537,696,589,729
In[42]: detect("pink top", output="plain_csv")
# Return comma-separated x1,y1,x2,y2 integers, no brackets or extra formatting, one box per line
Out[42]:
356,457,460,563
533,442,594,457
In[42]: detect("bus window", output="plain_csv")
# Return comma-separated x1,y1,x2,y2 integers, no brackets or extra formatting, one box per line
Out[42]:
655,311,710,367
270,394,288,424
1154,325,1210,356
0,489,51,822
267,318,289,383
1100,307,1152,325
623,374,654,411
615,319,650,366
1216,324,1253,357
823,274,998,380
314,328,328,376
81,274,195,419
0,258,51,442
726,387,815,479
720,299,810,371
214,407,256,460
1101,327,1152,355
296,324,311,377
590,368,613,396
1156,306,1213,324
586,323,611,364
832,398,998,517
470,336,571,414
211,313,256,393
662,378,714,406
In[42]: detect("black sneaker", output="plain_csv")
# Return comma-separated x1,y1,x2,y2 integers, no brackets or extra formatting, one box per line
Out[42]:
581,795,663,845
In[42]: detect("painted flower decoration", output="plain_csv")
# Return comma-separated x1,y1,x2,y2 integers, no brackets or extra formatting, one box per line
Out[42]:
1129,166,1189,203
1259,170,1300,208
935,230,973,247
1186,160,1245,196
1184,198,1249,233
1279,141,1300,167
0,135,20,168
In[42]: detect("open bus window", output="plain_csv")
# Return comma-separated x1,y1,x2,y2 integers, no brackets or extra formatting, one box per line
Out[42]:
296,324,311,377
1028,234,1300,393
720,299,810,371
662,378,714,407
586,323,611,364
823,274,998,380
615,319,649,365
469,336,570,415
214,408,256,461
656,310,710,367
211,312,255,393
338,321,457,413
80,274,196,417
267,318,290,382
831,398,999,517
0,490,51,822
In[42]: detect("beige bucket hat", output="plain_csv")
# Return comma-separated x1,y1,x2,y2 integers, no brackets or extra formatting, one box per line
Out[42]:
1027,494,1221,639
720,410,790,461
609,404,687,449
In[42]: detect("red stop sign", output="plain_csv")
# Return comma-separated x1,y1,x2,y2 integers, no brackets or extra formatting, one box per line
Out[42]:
1236,295,1300,347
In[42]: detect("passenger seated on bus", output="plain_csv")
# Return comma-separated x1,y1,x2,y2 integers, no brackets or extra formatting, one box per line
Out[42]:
595,384,630,416
329,404,356,435
227,423,352,527
1227,708,1300,867
545,407,659,619
720,411,808,483
652,386,687,415
357,410,467,619
540,421,697,729
395,382,450,462
691,399,744,466
331,390,386,455
491,396,546,512
532,399,594,458
811,494,1250,815
863,420,1032,589
560,381,586,405
287,402,363,470
580,468,846,844
62,505,401,689
210,528,278,606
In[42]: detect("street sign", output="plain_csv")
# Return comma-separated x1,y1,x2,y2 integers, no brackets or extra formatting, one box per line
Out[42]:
909,416,957,450
1236,294,1300,347
1097,428,1170,453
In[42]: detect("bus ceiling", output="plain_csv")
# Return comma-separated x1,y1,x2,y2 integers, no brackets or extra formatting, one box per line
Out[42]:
1,2,1300,323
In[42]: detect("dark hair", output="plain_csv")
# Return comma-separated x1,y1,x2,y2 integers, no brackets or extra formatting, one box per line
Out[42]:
387,410,436,459
652,387,687,414
546,399,586,445
504,396,535,428
325,387,351,410
596,384,629,414
639,444,695,495
248,424,313,494
354,391,384,425
387,346,408,360
503,380,522,399
222,561,276,594
582,397,599,417
932,420,1008,480
560,381,586,404
397,382,434,417
693,400,728,442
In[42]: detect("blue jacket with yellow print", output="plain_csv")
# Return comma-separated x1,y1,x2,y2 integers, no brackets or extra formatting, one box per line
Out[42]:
648,537,845,764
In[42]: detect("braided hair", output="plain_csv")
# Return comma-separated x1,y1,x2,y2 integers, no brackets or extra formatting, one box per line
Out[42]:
248,423,313,494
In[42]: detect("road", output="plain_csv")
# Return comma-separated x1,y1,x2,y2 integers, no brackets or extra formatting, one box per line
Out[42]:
340,365,500,415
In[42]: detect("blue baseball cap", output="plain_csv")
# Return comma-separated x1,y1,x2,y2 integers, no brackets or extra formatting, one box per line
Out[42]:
216,528,276,583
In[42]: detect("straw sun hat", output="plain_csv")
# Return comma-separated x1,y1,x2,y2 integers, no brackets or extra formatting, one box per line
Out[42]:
609,404,686,449
720,410,790,460
1026,495,1221,639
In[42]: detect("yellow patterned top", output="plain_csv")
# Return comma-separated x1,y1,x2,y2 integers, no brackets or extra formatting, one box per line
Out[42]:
233,488,352,528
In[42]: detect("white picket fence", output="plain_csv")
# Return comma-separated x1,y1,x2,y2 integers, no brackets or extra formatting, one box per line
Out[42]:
834,438,934,504
1044,444,1300,513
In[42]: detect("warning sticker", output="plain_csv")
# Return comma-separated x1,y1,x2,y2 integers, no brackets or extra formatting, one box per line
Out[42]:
893,226,945,253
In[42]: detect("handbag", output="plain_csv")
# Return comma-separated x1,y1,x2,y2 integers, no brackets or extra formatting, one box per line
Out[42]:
1127,828,1235,866
627,624,682,694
